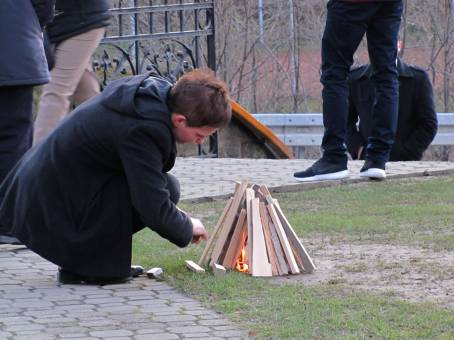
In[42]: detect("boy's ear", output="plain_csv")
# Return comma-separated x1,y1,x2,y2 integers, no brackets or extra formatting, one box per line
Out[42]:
171,113,187,127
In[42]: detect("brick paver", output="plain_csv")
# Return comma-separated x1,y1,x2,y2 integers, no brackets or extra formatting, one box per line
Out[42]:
1,158,454,339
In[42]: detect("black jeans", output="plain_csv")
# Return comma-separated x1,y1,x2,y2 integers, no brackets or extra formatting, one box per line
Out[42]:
321,0,403,163
0,85,34,184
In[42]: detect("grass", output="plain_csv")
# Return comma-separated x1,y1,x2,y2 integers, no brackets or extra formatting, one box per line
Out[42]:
132,175,454,339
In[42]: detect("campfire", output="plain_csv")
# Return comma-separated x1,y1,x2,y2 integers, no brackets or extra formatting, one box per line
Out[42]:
198,182,316,277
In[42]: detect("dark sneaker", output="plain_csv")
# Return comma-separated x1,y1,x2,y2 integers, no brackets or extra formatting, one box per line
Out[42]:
294,158,349,182
57,267,133,285
359,160,386,180
131,265,144,277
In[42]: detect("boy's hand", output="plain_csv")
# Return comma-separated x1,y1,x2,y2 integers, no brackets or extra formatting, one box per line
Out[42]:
190,217,208,244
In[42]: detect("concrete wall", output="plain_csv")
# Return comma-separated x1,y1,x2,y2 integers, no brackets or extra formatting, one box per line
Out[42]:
177,117,272,158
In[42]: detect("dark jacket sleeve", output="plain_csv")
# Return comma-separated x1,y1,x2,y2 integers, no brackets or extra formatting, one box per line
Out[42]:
396,71,438,161
31,0,55,28
118,124,193,248
346,85,367,160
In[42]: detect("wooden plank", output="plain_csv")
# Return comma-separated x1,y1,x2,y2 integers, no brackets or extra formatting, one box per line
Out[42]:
212,263,226,277
221,209,247,269
272,197,305,271
274,202,316,273
209,182,249,266
259,185,274,205
259,202,279,276
185,260,206,273
199,198,233,267
267,214,289,275
251,198,272,277
245,188,255,273
267,203,300,274
258,185,288,274
233,222,249,273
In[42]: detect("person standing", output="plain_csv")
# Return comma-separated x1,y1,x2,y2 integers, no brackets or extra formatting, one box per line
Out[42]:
33,0,111,145
347,58,437,161
0,0,55,244
294,0,403,181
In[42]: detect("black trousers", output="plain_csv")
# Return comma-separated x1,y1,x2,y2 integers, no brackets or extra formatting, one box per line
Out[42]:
321,0,403,163
0,85,34,184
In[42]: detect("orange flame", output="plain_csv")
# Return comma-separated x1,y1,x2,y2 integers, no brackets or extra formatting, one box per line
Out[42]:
235,245,249,273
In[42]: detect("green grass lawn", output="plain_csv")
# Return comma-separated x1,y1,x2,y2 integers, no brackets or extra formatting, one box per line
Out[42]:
132,175,454,339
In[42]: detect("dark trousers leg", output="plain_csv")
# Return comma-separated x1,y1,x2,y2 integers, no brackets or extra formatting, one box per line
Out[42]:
320,2,368,162
365,2,403,163
0,86,34,184
132,173,180,234
320,1,402,163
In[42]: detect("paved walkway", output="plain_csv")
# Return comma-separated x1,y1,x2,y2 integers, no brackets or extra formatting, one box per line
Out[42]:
172,159,454,201
1,158,454,339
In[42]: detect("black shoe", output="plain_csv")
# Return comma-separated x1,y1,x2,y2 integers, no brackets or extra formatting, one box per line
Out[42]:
57,268,132,285
0,235,22,245
294,158,349,182
359,160,386,180
131,265,144,277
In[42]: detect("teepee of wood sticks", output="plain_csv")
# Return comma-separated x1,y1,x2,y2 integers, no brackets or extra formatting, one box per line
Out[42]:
198,182,316,277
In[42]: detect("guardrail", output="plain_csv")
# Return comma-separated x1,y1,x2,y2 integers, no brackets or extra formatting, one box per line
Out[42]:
253,113,454,147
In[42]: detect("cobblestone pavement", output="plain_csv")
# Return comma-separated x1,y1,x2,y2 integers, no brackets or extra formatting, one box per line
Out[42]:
2,158,454,339
0,248,250,340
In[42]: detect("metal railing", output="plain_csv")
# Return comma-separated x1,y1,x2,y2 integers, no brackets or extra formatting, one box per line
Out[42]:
253,113,454,147
93,0,217,156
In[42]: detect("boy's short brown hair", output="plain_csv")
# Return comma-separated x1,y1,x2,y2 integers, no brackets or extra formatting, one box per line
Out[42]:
168,69,232,128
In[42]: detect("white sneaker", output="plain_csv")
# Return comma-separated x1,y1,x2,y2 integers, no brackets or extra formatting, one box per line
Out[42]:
359,160,386,180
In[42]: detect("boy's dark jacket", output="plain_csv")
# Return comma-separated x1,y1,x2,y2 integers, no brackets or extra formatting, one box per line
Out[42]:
346,59,438,161
0,74,193,278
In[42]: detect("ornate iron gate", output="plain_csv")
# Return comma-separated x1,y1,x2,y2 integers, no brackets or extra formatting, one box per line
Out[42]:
93,0,217,156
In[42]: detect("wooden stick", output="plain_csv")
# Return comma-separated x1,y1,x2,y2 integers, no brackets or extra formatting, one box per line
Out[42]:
251,198,272,277
274,202,316,273
259,202,279,276
222,209,247,268
186,260,205,273
267,203,300,274
209,182,249,266
245,188,255,273
212,263,226,277
267,214,289,275
199,198,233,267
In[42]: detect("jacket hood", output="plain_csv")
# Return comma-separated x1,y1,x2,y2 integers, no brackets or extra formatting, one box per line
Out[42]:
100,74,174,120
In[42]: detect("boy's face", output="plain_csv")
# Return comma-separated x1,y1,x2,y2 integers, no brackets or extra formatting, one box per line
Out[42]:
171,113,217,144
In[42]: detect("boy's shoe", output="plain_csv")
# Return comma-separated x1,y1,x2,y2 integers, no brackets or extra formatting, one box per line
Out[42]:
294,158,349,182
359,160,386,180
57,267,133,285
130,265,144,277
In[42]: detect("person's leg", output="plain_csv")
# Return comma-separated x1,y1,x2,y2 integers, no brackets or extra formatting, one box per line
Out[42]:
71,61,102,106
33,27,105,145
320,3,368,161
360,1,403,179
294,1,373,182
0,85,34,244
0,85,34,183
